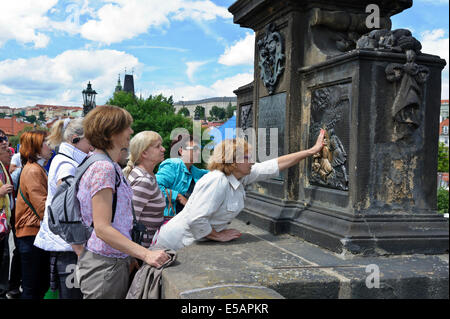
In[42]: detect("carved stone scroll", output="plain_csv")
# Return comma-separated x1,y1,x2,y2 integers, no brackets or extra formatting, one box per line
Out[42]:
257,23,285,95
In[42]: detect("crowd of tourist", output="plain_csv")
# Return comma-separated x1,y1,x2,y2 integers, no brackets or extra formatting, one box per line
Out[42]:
0,105,324,299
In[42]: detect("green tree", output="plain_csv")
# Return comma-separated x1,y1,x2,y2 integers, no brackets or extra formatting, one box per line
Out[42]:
107,91,193,162
194,105,205,120
9,125,46,149
437,187,449,214
438,142,449,172
38,111,46,121
209,106,226,121
178,106,190,117
25,115,37,123
225,103,236,119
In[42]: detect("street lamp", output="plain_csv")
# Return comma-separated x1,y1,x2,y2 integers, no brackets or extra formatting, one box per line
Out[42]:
82,81,97,116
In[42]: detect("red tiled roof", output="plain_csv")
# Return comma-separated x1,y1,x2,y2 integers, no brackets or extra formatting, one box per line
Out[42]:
34,104,82,110
440,118,449,135
0,117,34,136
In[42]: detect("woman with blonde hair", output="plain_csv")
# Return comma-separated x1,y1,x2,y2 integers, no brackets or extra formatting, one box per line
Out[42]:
75,106,169,299
152,130,326,251
124,131,166,248
34,118,93,299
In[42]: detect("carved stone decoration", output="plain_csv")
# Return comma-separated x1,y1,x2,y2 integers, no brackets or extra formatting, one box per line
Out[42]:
356,29,430,140
309,87,349,191
356,29,422,53
239,104,253,131
308,8,392,57
257,23,285,95
386,57,429,142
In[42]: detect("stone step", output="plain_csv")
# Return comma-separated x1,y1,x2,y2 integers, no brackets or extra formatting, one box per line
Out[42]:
161,219,449,299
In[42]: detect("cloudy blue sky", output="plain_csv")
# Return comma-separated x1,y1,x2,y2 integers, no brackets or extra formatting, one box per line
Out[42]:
0,0,448,109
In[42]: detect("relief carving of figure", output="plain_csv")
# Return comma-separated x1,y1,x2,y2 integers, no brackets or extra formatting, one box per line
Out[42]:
312,130,333,181
240,105,253,131
309,86,349,191
329,128,348,189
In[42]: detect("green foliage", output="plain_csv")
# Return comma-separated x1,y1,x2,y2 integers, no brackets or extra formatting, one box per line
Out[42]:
437,187,449,214
25,115,37,123
9,125,46,149
225,104,236,119
178,106,190,117
38,111,46,121
0,113,5,118
194,105,205,119
438,142,449,172
209,105,226,121
107,91,195,162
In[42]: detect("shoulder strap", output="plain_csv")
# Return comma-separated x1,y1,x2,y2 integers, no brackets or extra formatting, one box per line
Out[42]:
111,169,121,222
19,187,41,221
57,152,74,161
17,166,42,221
75,153,121,223
164,188,175,215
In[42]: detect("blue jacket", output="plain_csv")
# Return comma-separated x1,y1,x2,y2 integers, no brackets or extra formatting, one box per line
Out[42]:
155,158,209,217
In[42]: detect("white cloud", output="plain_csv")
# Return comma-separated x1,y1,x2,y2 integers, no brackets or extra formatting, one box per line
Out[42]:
219,32,255,66
441,78,449,99
186,61,208,82
171,0,231,21
419,29,449,99
153,72,253,101
0,0,231,48
0,49,141,107
420,29,449,67
210,72,254,96
0,0,57,48
78,0,231,45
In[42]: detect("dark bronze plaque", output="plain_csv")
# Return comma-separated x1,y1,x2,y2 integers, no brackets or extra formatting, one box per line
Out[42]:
257,92,286,167
309,84,350,191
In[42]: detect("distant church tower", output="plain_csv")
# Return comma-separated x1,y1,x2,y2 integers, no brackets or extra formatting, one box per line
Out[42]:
123,72,135,96
115,74,122,92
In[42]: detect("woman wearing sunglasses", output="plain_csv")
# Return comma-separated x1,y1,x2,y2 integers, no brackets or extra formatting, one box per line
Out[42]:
155,135,209,222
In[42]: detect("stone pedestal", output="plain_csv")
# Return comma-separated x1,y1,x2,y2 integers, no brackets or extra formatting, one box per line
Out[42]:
230,0,449,255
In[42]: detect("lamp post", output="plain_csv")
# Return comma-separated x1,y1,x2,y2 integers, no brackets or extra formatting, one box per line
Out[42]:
82,81,97,116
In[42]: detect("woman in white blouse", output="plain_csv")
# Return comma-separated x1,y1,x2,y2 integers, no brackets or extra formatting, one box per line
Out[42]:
152,130,325,250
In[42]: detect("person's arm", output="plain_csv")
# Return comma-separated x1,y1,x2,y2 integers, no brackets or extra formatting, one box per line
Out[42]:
0,164,13,196
91,188,169,267
277,129,325,171
9,164,18,174
26,167,48,220
9,154,21,174
155,161,179,209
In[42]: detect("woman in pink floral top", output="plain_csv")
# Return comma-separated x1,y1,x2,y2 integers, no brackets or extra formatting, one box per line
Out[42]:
75,105,169,299
77,160,134,258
